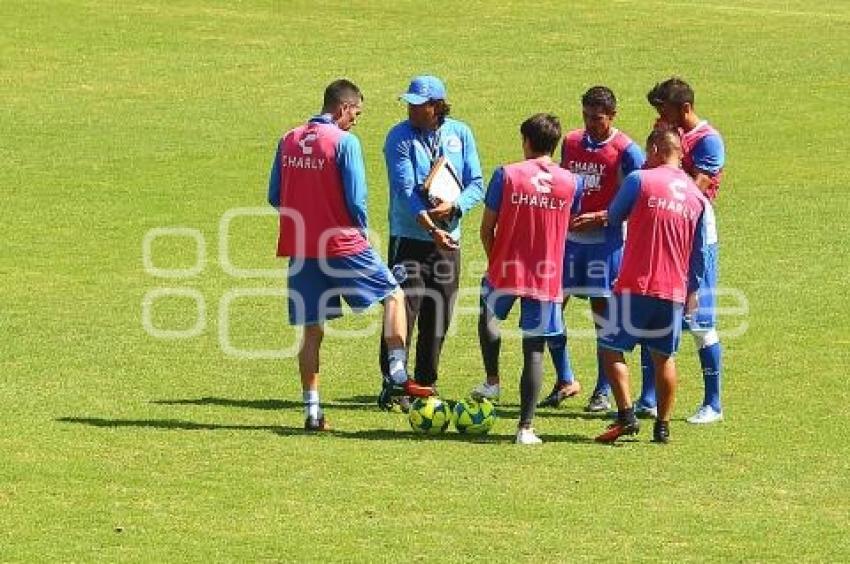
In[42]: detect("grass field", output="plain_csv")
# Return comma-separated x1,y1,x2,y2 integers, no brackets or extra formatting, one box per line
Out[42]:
2,0,850,561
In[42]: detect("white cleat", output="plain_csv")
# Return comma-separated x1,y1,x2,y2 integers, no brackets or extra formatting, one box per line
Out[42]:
686,405,723,424
515,428,543,445
634,402,658,419
470,382,500,402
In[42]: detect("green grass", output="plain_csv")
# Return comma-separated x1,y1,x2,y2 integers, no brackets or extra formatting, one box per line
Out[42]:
2,0,849,561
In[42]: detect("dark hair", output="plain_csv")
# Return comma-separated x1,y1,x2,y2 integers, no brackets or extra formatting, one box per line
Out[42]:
520,113,562,155
581,86,617,113
646,124,682,155
647,77,694,109
433,99,452,123
323,79,363,111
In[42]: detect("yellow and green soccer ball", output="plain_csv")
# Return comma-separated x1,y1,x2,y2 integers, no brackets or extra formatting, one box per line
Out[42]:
452,397,496,434
408,397,451,434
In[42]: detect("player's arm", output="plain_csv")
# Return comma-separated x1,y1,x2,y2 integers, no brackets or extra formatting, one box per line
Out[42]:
689,134,725,194
480,167,504,260
607,171,641,225
567,176,603,232
267,139,283,208
621,141,646,176
686,209,709,314
384,129,428,219
337,133,368,230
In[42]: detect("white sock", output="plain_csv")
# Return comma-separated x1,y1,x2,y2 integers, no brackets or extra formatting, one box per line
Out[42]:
387,348,408,385
303,390,320,419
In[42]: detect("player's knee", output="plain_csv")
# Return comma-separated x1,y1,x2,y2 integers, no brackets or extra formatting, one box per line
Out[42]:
691,328,719,349
384,286,405,307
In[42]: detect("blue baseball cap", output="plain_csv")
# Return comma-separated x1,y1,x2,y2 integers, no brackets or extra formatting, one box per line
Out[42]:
400,75,447,105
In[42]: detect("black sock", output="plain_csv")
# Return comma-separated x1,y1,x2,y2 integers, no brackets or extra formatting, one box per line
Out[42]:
478,301,501,378
519,336,545,428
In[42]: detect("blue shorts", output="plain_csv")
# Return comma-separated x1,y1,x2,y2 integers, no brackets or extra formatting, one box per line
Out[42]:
597,294,684,357
481,279,564,337
287,248,398,325
562,238,623,298
685,244,718,331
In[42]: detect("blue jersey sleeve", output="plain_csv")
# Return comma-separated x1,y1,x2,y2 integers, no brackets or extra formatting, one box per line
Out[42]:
620,142,646,176
608,171,641,224
691,134,725,175
484,167,505,212
268,139,283,208
384,129,427,217
688,209,709,293
336,133,369,229
454,125,485,216
571,175,585,214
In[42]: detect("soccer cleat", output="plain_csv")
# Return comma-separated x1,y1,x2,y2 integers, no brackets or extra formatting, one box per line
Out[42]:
378,377,435,411
585,391,611,413
304,415,331,432
652,420,670,443
686,405,723,425
515,427,543,445
537,381,582,408
470,382,501,402
404,379,436,398
594,417,640,443
634,401,658,419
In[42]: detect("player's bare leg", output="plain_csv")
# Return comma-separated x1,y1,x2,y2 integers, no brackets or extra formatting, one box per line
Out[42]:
595,348,639,443
651,350,677,443
471,300,501,401
585,297,613,412
379,288,434,410
299,324,329,431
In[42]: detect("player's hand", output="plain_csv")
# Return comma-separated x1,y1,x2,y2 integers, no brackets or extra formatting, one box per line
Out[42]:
431,228,460,251
570,211,605,232
686,291,699,316
428,201,456,222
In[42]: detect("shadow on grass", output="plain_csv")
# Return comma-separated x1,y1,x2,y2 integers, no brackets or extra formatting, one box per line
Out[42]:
55,417,596,444
152,397,375,412
150,397,613,425
495,407,609,422
56,417,305,435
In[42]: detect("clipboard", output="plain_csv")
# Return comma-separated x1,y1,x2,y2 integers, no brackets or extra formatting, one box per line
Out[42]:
422,156,462,204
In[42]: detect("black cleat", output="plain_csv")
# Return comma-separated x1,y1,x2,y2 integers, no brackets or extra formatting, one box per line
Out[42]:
538,381,582,408
304,415,331,432
595,416,640,443
652,420,670,444
378,377,435,411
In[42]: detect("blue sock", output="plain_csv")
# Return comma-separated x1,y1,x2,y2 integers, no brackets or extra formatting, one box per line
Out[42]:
593,350,611,396
546,334,574,385
699,343,723,412
638,346,657,408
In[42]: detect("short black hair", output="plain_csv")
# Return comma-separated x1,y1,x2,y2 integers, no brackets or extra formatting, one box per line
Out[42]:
647,124,682,155
647,77,694,109
520,113,562,155
323,79,363,110
581,86,617,113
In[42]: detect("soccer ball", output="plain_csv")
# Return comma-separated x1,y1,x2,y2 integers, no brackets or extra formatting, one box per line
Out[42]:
452,397,496,434
408,397,451,434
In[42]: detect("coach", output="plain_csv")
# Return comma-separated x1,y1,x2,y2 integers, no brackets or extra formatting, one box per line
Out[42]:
377,75,484,409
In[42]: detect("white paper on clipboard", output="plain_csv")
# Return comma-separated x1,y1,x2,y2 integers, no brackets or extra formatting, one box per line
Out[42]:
422,156,462,204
